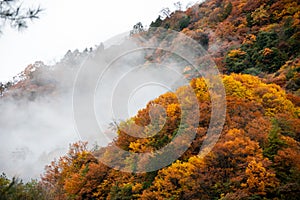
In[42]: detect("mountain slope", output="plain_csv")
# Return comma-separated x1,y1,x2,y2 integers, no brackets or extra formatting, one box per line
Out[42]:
41,74,300,199
150,0,300,94
0,0,300,199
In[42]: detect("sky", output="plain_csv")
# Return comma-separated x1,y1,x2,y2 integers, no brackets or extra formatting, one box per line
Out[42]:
0,0,196,82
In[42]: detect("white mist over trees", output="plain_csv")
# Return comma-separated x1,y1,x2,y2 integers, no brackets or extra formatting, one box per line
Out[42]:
0,30,191,180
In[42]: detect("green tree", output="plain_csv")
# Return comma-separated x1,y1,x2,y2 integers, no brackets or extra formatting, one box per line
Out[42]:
263,119,286,161
150,16,162,28
221,2,232,21
0,173,48,200
110,184,134,200
178,16,190,31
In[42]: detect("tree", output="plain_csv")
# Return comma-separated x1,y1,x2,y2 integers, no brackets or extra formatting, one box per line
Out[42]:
242,159,278,196
222,2,232,20
0,82,4,95
41,142,97,199
150,16,162,28
0,0,42,33
0,173,49,200
178,16,190,31
130,22,144,36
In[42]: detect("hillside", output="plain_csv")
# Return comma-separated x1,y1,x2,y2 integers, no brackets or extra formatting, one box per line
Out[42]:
0,0,300,199
150,0,300,94
1,0,299,97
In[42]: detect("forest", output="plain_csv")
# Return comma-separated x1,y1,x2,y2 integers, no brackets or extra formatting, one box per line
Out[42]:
1,0,300,199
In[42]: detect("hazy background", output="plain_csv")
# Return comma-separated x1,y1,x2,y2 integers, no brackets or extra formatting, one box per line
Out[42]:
0,0,196,82
0,11,194,179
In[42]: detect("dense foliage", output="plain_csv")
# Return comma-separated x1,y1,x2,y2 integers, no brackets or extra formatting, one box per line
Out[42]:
1,0,300,199
157,0,300,94
0,173,48,200
38,74,300,199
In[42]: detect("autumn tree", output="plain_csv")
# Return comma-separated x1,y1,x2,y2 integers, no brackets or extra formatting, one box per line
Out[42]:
35,72,300,199
41,142,100,199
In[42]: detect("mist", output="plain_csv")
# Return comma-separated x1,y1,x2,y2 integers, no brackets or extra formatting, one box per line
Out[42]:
0,30,193,180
